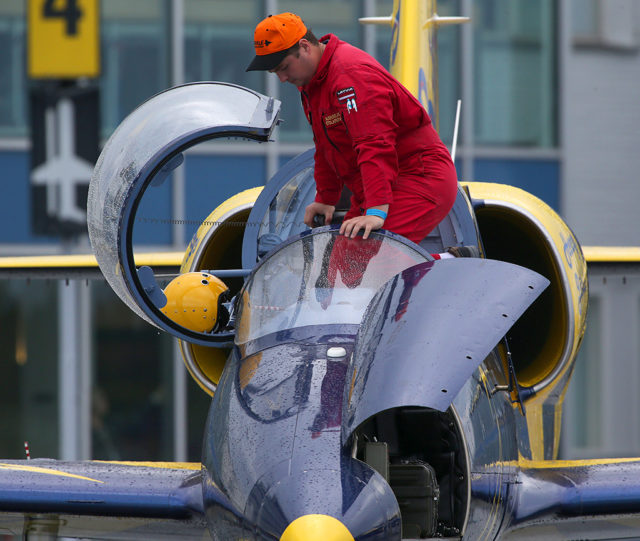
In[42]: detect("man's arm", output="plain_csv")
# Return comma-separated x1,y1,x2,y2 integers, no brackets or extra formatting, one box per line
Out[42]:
333,68,399,211
331,67,399,237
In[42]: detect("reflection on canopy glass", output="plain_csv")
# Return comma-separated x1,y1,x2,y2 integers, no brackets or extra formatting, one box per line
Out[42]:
236,229,430,344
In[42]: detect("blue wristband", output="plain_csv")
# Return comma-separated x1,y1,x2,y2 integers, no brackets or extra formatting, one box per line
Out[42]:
366,208,387,220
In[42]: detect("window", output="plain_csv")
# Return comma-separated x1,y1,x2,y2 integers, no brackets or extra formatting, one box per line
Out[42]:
92,280,175,460
374,0,461,144
474,0,557,147
561,296,602,456
0,279,59,458
572,0,598,39
572,0,639,50
561,271,640,459
0,270,211,462
433,0,462,147
0,4,27,138
100,1,170,137
184,0,265,95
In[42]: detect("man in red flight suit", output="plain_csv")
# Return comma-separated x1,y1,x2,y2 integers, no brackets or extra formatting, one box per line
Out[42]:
247,12,458,244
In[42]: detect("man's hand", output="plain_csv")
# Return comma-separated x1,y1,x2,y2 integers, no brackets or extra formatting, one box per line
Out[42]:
304,202,335,228
339,215,384,239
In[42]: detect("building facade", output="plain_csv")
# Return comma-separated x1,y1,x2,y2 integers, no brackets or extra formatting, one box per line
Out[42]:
0,0,638,462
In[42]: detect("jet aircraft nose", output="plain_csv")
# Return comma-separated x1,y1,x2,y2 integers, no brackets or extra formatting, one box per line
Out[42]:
242,463,400,540
280,514,354,541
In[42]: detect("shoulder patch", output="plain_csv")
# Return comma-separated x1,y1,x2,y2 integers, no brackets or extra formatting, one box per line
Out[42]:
337,87,358,114
336,87,356,102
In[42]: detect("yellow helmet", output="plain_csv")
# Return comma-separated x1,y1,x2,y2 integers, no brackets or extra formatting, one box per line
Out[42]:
161,272,229,333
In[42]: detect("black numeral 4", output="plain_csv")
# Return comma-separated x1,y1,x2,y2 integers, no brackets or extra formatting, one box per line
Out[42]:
43,0,83,36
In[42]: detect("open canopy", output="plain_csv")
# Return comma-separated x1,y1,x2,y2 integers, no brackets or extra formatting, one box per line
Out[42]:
87,82,281,345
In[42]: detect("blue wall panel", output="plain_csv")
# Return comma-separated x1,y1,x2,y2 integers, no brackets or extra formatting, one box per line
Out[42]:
0,152,30,244
0,150,173,247
0,151,60,245
131,180,173,246
472,158,560,211
279,151,312,171
0,152,265,248
276,155,559,212
184,154,265,244
0,151,560,248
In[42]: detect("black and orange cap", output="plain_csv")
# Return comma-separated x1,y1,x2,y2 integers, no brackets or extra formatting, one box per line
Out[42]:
246,13,307,71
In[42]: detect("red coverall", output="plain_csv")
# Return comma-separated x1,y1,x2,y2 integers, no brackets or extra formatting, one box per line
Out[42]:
300,34,458,244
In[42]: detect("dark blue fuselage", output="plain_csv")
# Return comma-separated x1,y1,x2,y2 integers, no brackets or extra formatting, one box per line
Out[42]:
202,326,401,540
200,228,550,540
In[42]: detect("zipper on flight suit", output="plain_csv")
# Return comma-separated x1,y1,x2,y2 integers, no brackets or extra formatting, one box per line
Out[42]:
321,112,341,153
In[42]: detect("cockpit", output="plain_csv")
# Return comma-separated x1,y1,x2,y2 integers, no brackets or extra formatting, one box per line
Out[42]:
86,81,478,396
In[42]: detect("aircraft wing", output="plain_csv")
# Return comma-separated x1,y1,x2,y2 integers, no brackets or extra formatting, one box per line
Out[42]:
0,459,227,540
502,458,640,540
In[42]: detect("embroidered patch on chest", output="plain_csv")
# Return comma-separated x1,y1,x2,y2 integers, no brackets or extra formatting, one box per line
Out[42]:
323,112,343,127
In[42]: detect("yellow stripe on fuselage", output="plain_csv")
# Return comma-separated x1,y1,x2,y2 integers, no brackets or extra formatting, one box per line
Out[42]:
520,457,640,469
485,456,640,471
0,462,104,483
97,461,201,470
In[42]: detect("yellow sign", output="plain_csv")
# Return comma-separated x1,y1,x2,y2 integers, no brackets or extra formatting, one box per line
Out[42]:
28,0,100,79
